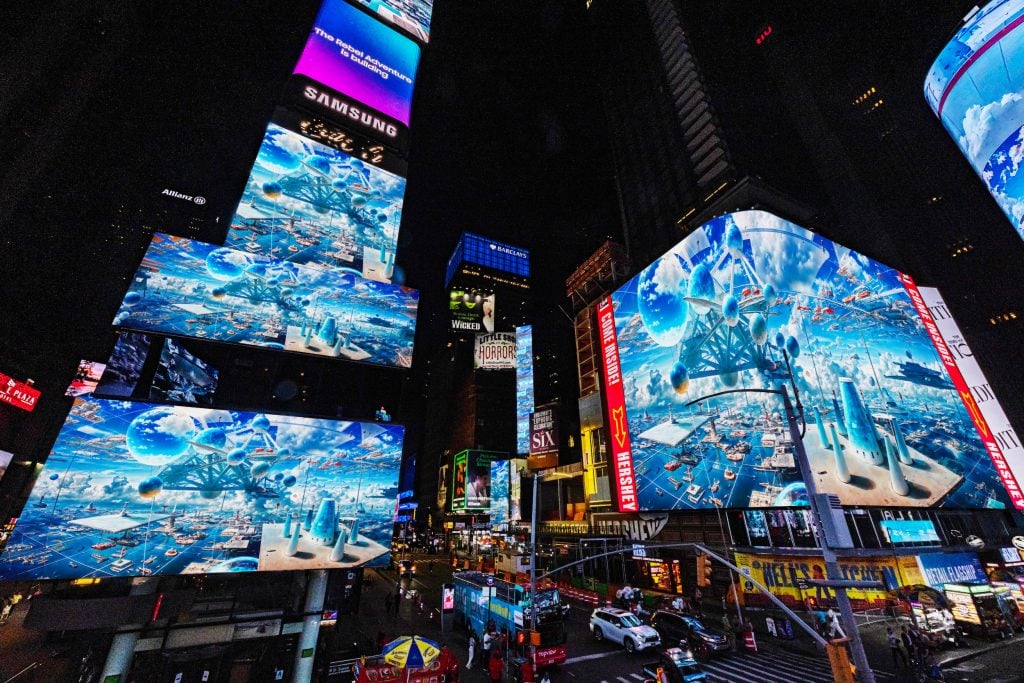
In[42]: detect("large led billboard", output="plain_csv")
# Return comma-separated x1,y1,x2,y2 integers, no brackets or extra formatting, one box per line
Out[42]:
449,450,502,511
490,459,510,529
66,360,107,398
227,121,405,280
355,0,433,44
515,326,535,455
114,234,418,367
0,397,404,580
445,232,531,287
293,0,420,127
95,332,152,399
0,450,12,485
449,288,495,333
926,0,1024,242
604,209,1014,511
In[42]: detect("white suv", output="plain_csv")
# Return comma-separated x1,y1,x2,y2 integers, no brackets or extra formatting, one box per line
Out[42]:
589,607,662,653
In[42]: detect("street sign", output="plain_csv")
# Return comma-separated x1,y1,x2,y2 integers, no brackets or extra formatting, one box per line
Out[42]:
487,575,494,587
632,544,646,558
794,578,810,590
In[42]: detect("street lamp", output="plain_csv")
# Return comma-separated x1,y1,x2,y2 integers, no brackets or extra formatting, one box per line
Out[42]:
685,384,875,683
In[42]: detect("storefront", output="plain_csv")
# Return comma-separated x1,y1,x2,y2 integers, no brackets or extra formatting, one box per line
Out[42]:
733,552,923,610
943,583,1011,638
633,556,684,595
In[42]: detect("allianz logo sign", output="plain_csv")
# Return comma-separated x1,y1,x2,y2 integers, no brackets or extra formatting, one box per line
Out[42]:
162,188,206,205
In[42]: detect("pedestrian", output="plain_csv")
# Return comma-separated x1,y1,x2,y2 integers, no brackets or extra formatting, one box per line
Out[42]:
826,607,845,639
488,650,503,683
886,626,907,669
467,633,477,670
900,626,917,666
483,627,494,654
384,592,393,614
429,561,434,575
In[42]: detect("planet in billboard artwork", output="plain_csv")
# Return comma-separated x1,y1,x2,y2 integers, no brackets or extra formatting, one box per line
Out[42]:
637,255,689,346
772,482,809,507
205,248,250,280
125,406,195,466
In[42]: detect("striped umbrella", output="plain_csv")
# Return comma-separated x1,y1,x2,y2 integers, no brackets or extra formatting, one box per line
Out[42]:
381,635,442,671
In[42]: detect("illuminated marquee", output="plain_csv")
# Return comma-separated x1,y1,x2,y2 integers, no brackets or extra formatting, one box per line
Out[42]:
0,371,40,413
597,295,637,513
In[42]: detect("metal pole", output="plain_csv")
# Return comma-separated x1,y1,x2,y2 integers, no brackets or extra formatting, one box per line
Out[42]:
530,472,539,633
713,502,742,625
781,385,874,683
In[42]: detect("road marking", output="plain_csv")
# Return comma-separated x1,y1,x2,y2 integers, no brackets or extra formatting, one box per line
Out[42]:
629,674,645,680
702,657,790,683
563,651,621,665
616,677,632,683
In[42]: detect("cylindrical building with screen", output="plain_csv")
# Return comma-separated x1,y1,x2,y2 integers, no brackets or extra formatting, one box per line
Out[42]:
926,0,1024,241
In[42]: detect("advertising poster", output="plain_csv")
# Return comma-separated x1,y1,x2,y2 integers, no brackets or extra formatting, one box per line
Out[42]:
449,288,495,333
916,551,988,588
490,459,510,529
293,0,420,126
515,326,534,455
0,371,40,413
464,451,498,510
529,407,559,456
114,234,418,368
925,0,1024,242
65,360,107,398
355,0,433,43
227,121,406,281
474,332,516,370
0,397,404,580
734,552,924,610
509,458,525,521
605,210,1013,511
919,287,1024,508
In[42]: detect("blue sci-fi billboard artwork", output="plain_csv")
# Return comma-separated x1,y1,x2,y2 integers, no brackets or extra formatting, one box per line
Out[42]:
605,209,1013,511
925,0,1024,243
226,121,406,282
113,234,418,367
0,397,405,580
355,0,433,44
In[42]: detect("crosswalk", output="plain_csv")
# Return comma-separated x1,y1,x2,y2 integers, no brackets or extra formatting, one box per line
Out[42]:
594,650,895,683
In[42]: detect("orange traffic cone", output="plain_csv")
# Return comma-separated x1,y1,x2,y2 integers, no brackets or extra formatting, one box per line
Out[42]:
743,630,757,653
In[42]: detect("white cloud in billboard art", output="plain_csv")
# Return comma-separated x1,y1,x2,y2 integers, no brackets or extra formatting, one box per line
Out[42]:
638,254,689,347
959,91,1024,166
745,225,826,294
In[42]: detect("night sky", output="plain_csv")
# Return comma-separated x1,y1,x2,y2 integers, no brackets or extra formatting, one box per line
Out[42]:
0,1,1021,453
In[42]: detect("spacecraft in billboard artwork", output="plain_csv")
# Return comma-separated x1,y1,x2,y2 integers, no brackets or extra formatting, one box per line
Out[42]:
0,397,404,580
604,210,1013,512
113,234,417,367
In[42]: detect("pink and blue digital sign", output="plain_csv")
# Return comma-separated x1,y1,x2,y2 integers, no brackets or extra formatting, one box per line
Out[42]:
926,0,1024,243
294,0,420,126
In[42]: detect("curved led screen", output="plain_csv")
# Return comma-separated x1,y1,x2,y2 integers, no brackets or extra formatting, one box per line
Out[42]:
604,210,1013,510
0,397,404,580
926,0,1024,241
114,234,417,367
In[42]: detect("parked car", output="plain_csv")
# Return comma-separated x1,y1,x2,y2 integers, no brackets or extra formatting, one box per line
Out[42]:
590,607,662,653
649,611,729,660
641,647,707,683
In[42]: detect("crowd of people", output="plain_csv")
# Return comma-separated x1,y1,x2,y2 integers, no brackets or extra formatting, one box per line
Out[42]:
885,624,944,680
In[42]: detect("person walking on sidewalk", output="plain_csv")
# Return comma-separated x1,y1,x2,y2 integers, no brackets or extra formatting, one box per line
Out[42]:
467,633,477,670
384,592,393,615
826,607,846,639
886,626,907,669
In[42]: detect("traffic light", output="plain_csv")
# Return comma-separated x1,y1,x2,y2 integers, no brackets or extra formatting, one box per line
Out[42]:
696,554,713,587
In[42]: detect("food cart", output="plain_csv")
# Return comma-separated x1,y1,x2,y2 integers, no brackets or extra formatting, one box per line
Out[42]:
355,647,460,683
887,585,959,647
943,583,1012,640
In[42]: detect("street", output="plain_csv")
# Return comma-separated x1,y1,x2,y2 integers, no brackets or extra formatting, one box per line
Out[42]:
359,552,899,683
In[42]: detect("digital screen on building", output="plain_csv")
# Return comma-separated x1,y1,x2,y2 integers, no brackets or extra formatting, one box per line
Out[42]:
451,451,467,511
293,0,420,127
95,333,152,399
509,458,525,521
880,520,941,545
916,551,988,589
0,371,40,413
226,121,405,281
449,288,495,333
114,234,418,368
474,332,516,370
604,209,1013,511
355,0,433,43
66,360,107,398
450,450,501,511
515,326,535,455
490,459,510,529
925,0,1024,242
150,339,219,406
0,397,404,580
445,232,531,286
919,287,1024,508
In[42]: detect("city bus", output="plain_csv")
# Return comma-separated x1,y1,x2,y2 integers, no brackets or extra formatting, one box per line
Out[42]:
452,571,568,668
